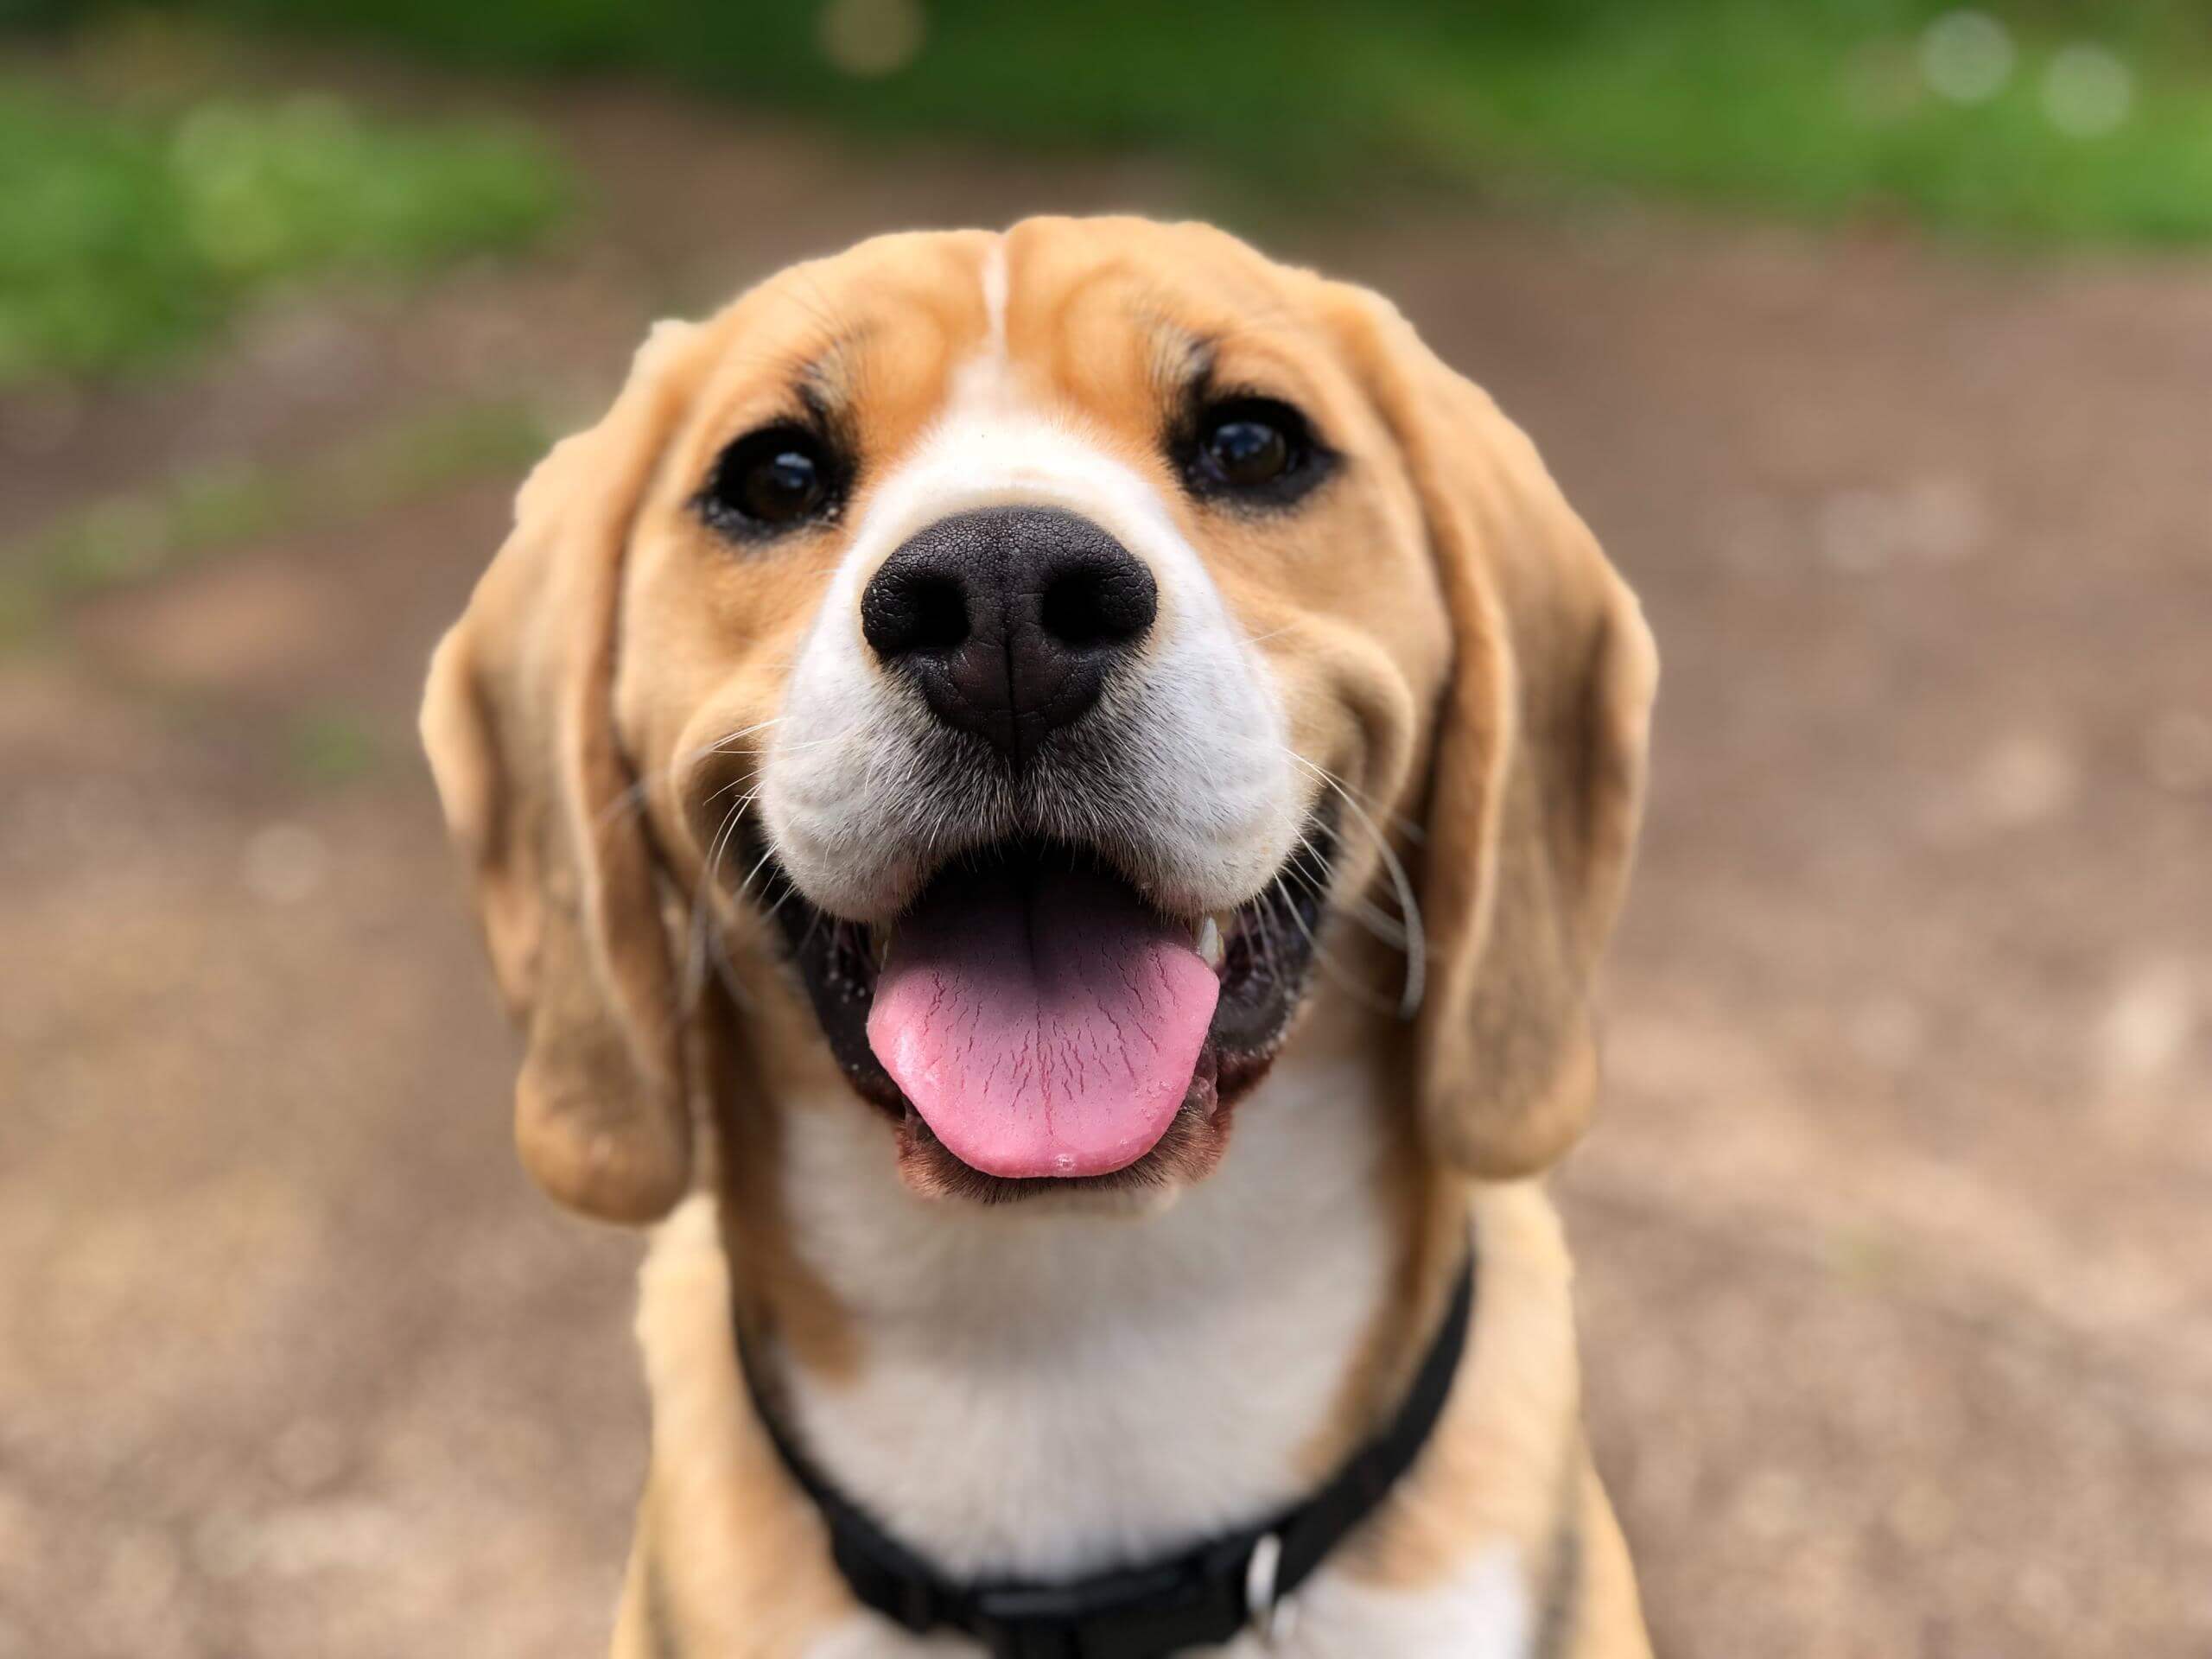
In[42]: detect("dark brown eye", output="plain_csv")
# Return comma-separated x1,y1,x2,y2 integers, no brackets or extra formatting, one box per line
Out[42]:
1205,414,1288,486
1187,397,1324,503
702,424,837,536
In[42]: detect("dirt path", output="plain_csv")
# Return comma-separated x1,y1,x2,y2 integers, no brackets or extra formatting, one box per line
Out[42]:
3,83,2208,1659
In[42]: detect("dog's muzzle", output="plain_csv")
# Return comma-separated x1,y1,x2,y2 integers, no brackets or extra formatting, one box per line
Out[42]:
744,500,1322,1194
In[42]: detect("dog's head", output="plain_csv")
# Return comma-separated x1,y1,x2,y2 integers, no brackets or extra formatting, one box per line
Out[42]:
421,218,1655,1222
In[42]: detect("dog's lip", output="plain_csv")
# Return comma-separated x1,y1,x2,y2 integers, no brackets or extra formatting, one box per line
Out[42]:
732,809,1336,1193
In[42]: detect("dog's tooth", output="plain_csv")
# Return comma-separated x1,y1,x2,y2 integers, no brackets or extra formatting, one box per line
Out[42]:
1195,915,1225,969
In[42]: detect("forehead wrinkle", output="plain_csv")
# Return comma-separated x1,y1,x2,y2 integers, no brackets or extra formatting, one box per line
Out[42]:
850,275,987,404
765,260,861,342
1009,255,1155,389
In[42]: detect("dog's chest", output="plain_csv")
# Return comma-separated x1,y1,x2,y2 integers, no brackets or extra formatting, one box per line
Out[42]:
757,1059,1544,1656
772,1062,1400,1581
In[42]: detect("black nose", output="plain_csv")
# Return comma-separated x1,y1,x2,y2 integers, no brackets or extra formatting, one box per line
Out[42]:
860,506,1157,765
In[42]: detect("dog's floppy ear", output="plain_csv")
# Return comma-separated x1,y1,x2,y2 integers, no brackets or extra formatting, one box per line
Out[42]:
1340,291,1657,1178
420,322,702,1223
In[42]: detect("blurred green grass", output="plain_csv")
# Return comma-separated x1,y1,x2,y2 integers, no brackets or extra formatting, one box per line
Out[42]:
0,398,550,645
3,0,2208,404
0,79,565,384
92,0,2212,245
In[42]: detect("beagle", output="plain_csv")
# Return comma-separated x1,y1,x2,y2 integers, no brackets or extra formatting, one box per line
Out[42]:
422,217,1658,1658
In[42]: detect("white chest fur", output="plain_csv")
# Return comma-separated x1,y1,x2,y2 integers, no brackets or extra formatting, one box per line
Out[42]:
771,1058,1399,1583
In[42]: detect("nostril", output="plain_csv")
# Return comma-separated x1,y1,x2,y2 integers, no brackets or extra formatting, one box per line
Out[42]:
864,569,970,660
1039,559,1157,652
900,574,970,653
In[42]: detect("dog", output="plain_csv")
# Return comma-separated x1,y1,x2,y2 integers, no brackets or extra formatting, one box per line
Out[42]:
421,216,1658,1657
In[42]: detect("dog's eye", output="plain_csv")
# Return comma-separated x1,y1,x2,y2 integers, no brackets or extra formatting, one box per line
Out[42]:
1205,412,1288,486
1188,397,1321,501
702,424,836,536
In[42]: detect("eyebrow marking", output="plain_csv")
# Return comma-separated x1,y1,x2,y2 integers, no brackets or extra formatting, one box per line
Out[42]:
1175,331,1217,397
796,367,838,426
790,327,875,429
1134,319,1214,404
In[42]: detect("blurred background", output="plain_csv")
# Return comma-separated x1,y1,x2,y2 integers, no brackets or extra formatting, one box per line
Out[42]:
2,3,2208,1654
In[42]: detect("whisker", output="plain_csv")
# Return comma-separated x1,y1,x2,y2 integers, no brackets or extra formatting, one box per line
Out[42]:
1270,866,1399,1017
684,785,762,1011
600,720,784,831
1342,893,1410,950
730,835,783,911
1285,751,1426,1020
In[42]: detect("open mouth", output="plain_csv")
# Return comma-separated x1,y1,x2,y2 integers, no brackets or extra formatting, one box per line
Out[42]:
744,811,1334,1199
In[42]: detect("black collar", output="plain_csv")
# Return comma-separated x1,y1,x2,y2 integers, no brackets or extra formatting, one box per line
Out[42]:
734,1248,1476,1659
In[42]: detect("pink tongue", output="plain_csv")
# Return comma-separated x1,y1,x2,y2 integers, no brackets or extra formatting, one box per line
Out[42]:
867,864,1219,1179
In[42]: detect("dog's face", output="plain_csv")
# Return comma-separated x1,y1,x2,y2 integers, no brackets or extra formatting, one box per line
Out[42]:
423,218,1656,1220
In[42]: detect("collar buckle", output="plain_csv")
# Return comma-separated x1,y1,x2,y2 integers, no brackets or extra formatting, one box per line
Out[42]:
1243,1532,1299,1648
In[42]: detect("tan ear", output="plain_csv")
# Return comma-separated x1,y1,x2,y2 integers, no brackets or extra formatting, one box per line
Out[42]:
420,322,702,1223
1340,292,1658,1178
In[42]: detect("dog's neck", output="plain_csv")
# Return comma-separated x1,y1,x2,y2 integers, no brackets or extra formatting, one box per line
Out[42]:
729,999,1445,1585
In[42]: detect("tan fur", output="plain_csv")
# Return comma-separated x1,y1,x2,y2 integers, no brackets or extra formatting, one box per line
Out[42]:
1567,1455,1656,1659
702,1000,862,1382
1344,1186,1614,1612
625,1198,858,1657
421,217,1658,1656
